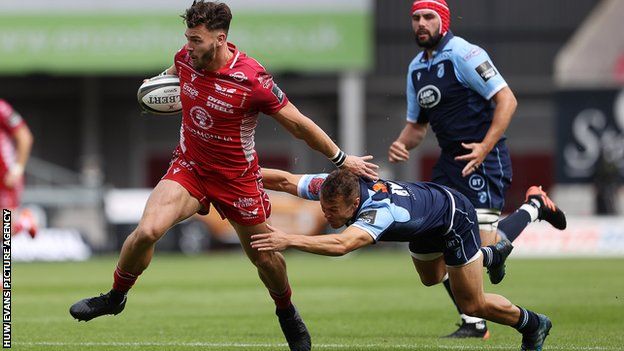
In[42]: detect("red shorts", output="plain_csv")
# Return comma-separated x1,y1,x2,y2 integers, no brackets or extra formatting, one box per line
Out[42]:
0,176,23,209
162,154,271,226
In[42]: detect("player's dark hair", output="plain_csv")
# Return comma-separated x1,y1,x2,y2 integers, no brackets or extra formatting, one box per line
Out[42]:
182,1,232,33
321,169,360,204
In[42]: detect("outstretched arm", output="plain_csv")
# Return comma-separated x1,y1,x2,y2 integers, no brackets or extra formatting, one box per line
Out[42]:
251,224,374,256
261,168,302,196
271,102,379,180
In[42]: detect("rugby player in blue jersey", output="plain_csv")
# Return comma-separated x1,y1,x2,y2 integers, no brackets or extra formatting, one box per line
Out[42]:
388,0,519,338
252,168,566,351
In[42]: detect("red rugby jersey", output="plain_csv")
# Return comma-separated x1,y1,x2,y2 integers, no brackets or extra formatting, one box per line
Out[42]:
174,43,288,178
0,99,25,176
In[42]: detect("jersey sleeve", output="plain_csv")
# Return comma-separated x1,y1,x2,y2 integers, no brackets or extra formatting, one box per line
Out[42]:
296,173,329,201
406,67,423,123
453,45,508,100
0,100,25,134
252,72,290,115
351,204,395,242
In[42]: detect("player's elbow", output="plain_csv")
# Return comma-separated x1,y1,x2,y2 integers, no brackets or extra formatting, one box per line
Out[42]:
288,120,309,140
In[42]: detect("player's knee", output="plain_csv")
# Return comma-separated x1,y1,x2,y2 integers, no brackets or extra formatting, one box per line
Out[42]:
251,252,280,271
134,223,166,244
420,274,444,287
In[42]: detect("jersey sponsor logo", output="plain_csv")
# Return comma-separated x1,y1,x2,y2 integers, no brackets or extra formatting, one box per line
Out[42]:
417,85,442,109
372,182,388,193
357,210,377,224
206,95,234,114
478,191,488,204
308,177,325,198
257,74,273,89
463,47,483,61
185,124,233,142
468,174,486,191
233,197,259,218
182,83,199,100
189,106,213,130
475,61,497,82
215,83,237,97
437,63,445,78
272,84,285,104
229,71,248,82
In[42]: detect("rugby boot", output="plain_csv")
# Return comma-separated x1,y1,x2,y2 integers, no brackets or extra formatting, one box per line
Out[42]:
487,237,514,284
276,304,311,351
521,314,552,351
525,186,567,230
443,319,490,339
69,290,127,321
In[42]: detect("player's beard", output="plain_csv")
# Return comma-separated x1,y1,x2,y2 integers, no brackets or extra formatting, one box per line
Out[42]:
193,42,217,70
415,29,442,49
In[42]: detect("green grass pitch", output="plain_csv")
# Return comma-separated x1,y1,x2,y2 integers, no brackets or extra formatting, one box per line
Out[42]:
11,250,624,350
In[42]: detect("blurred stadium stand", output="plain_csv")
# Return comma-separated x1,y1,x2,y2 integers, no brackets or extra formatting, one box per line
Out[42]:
0,0,622,255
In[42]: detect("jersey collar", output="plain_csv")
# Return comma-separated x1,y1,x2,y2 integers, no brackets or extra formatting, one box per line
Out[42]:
216,42,241,74
420,31,454,63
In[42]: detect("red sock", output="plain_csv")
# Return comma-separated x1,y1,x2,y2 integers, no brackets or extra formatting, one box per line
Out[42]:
112,266,140,293
270,284,292,310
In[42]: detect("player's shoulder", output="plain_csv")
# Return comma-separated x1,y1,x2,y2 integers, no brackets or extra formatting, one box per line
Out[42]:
447,35,487,62
227,45,272,83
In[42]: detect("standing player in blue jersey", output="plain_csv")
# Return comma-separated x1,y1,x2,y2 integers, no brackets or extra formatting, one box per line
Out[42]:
388,0,518,338
252,169,566,351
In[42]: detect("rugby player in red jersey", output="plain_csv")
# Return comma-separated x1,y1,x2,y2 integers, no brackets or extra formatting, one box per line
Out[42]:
0,99,37,238
69,2,378,350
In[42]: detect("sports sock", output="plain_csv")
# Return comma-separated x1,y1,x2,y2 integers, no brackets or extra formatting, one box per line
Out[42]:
442,274,462,315
497,206,534,242
112,266,140,297
514,306,540,334
270,284,293,310
480,245,505,268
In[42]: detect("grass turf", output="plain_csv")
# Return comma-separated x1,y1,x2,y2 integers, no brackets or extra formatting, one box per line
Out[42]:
11,250,624,350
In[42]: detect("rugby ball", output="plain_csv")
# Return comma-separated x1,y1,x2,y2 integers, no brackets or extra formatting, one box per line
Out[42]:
137,75,182,115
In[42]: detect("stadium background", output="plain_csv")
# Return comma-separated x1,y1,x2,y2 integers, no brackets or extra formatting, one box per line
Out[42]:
1,0,623,350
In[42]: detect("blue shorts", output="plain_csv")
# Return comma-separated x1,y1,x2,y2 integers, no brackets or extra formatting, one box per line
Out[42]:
432,141,512,211
409,188,482,266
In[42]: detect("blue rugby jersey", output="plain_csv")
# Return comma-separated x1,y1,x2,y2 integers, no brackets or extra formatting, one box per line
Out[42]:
297,174,458,242
406,32,508,156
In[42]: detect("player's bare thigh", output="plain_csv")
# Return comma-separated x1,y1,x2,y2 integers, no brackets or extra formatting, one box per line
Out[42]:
411,255,447,286
137,179,202,237
229,220,272,257
446,254,485,312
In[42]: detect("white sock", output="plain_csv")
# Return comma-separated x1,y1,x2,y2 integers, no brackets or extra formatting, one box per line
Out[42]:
461,314,485,323
519,202,539,222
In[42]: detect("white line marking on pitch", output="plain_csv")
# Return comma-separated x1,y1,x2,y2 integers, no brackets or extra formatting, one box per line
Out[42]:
17,341,621,350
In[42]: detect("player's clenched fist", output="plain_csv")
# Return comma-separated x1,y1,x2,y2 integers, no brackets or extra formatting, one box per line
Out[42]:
388,140,410,163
